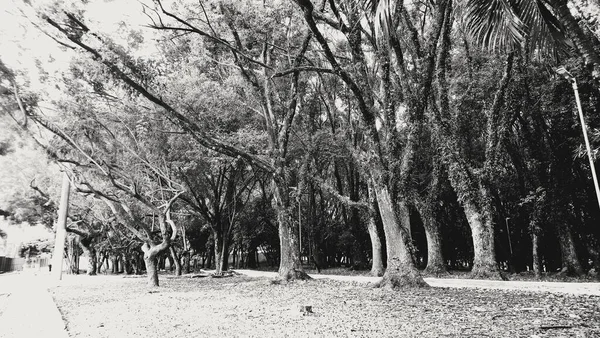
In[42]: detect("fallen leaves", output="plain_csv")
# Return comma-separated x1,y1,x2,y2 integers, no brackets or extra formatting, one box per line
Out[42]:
49,275,600,338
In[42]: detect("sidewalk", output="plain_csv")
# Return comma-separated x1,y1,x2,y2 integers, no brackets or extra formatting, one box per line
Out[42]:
234,269,600,296
0,272,69,338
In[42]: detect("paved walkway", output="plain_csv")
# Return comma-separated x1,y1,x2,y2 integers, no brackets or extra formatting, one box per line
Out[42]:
235,269,600,296
0,272,69,338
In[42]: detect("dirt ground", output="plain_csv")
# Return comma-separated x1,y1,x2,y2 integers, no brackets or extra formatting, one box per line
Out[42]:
50,274,600,338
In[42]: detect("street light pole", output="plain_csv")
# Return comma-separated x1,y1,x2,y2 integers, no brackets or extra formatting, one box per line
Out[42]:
52,172,71,280
556,67,600,211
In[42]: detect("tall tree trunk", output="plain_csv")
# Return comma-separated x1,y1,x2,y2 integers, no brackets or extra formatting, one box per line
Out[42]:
183,251,191,274
557,226,584,276
372,180,427,288
213,229,228,274
532,226,541,278
124,252,133,275
463,199,499,278
274,179,309,280
111,255,118,274
367,209,384,277
551,0,600,79
418,203,447,276
247,245,257,269
169,246,182,276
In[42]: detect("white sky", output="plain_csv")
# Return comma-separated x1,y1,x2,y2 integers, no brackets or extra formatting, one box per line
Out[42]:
0,0,157,94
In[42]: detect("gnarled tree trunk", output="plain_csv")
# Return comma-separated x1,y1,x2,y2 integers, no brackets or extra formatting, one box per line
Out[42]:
373,180,427,288
143,250,159,287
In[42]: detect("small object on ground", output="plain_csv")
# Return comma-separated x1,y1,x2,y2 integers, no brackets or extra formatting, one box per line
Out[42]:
191,274,210,278
299,305,313,315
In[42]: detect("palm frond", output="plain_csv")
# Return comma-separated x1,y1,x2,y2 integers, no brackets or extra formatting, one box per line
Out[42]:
364,0,398,39
466,0,526,51
466,0,568,54
514,0,567,53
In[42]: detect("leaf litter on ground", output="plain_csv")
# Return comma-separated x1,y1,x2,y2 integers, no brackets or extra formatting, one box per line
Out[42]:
50,274,600,338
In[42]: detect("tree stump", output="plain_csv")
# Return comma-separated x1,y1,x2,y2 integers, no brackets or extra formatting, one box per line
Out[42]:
299,305,313,315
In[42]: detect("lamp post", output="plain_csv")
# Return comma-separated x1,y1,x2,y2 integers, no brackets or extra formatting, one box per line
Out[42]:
51,172,71,280
556,67,600,211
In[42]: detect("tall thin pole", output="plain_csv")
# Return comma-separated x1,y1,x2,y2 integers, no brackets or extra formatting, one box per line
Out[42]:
298,199,302,262
572,80,600,211
52,172,71,280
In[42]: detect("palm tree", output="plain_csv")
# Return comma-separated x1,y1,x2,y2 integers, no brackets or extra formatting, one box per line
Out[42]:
369,0,600,77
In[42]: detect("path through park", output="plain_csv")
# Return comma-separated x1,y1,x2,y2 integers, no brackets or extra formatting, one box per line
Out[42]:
0,272,68,338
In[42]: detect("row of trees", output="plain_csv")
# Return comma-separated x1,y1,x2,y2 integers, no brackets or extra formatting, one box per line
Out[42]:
1,0,600,287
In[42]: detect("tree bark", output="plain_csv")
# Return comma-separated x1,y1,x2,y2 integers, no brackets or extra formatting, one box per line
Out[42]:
463,199,499,278
551,0,600,79
143,252,159,287
367,209,384,277
274,180,309,280
183,251,191,274
169,246,182,276
557,226,584,276
373,180,427,288
213,229,227,274
111,255,119,274
418,203,447,276
532,228,541,277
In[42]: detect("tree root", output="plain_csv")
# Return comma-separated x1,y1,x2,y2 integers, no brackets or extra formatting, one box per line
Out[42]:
469,268,508,281
273,268,312,283
375,271,429,289
423,266,450,278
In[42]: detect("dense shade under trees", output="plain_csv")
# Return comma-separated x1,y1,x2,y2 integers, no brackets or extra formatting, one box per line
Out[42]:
1,0,600,288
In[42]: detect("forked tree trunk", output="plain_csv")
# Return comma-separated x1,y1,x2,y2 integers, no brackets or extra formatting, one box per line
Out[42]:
142,240,170,287
373,181,427,288
367,210,384,277
557,226,584,276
